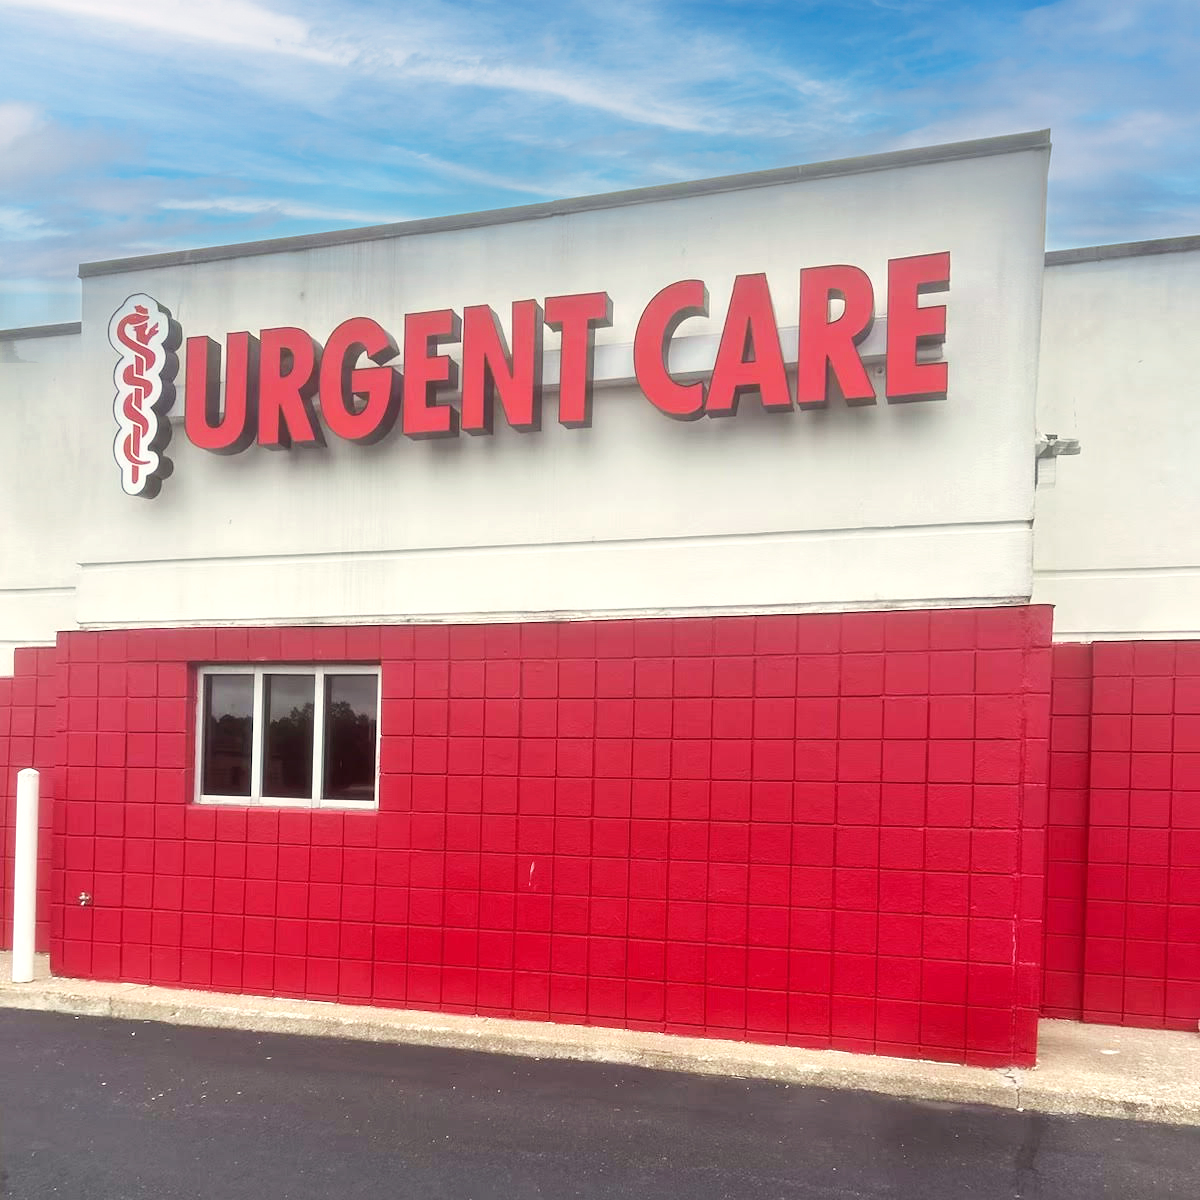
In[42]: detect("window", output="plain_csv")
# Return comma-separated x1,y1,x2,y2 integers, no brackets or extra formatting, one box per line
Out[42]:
196,665,380,809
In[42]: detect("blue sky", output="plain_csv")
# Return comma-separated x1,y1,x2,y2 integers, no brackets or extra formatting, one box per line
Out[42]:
1,0,1197,327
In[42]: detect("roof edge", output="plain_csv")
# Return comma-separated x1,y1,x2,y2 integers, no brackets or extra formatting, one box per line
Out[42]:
1046,235,1200,266
0,321,81,342
79,129,1051,280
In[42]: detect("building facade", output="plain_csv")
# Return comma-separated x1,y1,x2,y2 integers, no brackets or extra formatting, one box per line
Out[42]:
1,129,1197,1066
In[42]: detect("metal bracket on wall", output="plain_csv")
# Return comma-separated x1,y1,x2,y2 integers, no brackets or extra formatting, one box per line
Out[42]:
1035,432,1081,486
1036,433,1081,459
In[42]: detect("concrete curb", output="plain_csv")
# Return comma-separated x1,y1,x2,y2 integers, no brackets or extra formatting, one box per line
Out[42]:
4,966,1199,1125
0,983,1018,1110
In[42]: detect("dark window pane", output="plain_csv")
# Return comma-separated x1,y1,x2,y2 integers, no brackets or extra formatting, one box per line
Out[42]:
202,674,253,797
263,674,315,799
323,674,378,803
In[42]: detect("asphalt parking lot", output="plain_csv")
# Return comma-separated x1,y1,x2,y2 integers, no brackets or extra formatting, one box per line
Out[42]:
2,1009,1198,1199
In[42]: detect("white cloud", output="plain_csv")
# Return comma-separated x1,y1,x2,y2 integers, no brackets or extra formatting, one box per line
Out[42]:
0,0,344,62
0,205,61,239
394,56,714,135
159,196,406,223
879,0,1200,245
0,276,80,294
378,148,563,198
0,100,125,188
0,0,846,137
0,102,42,150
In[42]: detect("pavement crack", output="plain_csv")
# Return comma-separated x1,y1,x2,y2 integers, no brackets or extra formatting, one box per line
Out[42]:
1002,1067,1023,1111
1012,1109,1045,1199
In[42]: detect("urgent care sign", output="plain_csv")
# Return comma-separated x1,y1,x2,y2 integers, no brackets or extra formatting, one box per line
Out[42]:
109,254,949,498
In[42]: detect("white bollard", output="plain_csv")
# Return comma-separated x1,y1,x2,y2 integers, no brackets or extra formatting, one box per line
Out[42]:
11,767,39,984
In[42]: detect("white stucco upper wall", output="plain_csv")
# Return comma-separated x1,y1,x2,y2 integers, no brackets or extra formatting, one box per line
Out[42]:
1033,239,1200,639
10,133,1051,632
0,326,82,670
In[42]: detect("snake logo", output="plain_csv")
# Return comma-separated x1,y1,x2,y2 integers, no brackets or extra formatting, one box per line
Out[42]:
109,294,180,498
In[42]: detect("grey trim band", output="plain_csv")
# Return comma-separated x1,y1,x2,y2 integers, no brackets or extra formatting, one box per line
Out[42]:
0,321,81,342
79,130,1051,279
1046,235,1200,266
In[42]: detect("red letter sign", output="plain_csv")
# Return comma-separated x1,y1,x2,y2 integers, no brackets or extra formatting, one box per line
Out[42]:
164,257,951,494
544,291,612,428
402,309,461,439
706,273,791,416
185,332,258,455
634,279,708,420
796,265,875,407
319,317,400,443
886,252,950,403
258,326,323,449
461,300,543,434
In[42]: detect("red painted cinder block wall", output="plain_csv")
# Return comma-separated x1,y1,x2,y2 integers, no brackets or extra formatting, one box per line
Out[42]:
1044,641,1200,1030
0,645,57,952
1042,643,1092,1019
38,606,1051,1067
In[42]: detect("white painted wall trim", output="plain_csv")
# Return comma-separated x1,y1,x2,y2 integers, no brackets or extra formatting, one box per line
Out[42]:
76,521,1031,628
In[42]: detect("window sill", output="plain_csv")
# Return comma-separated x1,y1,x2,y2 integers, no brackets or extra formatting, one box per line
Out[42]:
195,796,378,812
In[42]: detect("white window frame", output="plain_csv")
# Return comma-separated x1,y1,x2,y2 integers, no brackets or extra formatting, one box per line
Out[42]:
195,664,381,810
